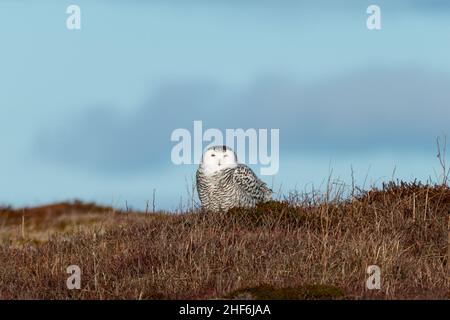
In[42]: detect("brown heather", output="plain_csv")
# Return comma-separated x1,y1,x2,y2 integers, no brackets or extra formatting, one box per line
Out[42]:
0,181,449,299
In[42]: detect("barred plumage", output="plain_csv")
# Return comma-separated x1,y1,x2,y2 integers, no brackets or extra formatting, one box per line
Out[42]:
196,145,272,212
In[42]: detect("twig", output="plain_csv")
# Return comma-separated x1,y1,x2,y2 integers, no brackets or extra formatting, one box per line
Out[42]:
21,212,25,240
436,135,449,186
152,189,156,212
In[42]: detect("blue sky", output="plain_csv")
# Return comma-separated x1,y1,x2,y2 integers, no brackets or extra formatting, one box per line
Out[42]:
0,1,449,210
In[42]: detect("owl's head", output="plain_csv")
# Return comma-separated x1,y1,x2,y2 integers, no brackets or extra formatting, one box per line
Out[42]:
200,145,238,175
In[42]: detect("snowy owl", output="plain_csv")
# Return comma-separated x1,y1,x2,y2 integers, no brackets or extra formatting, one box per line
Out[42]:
196,145,272,212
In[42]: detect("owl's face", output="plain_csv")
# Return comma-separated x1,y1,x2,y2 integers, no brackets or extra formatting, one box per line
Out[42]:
200,146,238,175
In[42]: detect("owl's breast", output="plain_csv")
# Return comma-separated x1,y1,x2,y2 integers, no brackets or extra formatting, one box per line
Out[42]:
197,169,240,211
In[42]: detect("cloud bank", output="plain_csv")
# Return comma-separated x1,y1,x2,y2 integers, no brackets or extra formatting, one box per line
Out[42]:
36,67,450,174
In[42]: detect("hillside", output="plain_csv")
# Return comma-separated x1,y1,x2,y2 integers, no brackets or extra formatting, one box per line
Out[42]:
0,182,449,299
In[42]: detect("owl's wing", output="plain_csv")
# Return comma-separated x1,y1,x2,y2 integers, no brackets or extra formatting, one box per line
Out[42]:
232,164,272,201
196,169,208,204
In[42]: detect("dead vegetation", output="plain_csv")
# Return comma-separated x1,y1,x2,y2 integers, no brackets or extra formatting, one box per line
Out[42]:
0,182,448,299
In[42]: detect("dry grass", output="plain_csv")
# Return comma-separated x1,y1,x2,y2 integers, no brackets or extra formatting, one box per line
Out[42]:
0,201,125,247
0,182,449,299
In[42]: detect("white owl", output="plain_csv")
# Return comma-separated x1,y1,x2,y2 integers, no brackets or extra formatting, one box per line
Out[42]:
196,145,272,212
